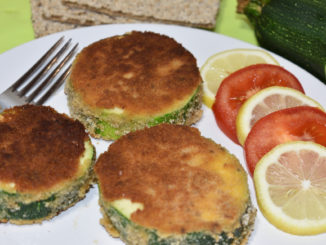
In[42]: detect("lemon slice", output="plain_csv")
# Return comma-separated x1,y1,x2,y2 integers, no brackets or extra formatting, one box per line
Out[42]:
236,86,323,145
200,49,279,107
254,141,326,235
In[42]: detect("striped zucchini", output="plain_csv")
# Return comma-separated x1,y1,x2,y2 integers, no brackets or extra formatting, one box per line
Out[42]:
243,0,326,83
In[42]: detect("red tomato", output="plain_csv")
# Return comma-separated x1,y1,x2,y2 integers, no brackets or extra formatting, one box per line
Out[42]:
212,64,304,144
244,106,326,176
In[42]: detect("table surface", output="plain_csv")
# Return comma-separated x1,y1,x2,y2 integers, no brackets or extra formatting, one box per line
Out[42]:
0,0,257,54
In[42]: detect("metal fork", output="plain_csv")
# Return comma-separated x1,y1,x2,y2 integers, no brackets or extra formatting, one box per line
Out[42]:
0,36,78,113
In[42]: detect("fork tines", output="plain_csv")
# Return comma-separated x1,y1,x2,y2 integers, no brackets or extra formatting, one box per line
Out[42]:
11,36,79,105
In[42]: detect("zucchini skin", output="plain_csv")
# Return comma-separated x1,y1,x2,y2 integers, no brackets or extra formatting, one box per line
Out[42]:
244,0,326,83
2,194,55,220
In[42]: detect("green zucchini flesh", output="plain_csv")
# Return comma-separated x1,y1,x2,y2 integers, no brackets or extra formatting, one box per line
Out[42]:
0,191,55,220
94,86,202,140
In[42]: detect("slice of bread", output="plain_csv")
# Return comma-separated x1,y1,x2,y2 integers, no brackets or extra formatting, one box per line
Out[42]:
41,0,137,26
31,0,220,37
63,0,220,29
30,0,80,37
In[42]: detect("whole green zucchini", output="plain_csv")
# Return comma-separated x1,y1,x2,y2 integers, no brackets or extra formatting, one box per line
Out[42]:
242,0,326,84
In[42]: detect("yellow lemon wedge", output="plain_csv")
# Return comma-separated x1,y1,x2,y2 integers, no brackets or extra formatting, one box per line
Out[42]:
254,141,326,235
236,86,323,145
200,49,279,108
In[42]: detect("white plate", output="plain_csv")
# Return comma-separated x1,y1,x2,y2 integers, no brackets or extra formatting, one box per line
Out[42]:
0,23,326,245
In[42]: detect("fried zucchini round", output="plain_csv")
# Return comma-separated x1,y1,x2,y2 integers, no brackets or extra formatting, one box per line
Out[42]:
65,31,202,140
95,124,256,244
0,105,95,224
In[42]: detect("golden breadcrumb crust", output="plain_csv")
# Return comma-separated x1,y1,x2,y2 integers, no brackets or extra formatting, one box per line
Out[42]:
69,31,202,116
0,105,89,193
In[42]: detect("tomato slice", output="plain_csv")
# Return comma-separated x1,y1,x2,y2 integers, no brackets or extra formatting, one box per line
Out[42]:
212,64,304,144
244,106,326,176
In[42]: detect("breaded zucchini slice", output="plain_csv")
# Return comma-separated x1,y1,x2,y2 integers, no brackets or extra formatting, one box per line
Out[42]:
65,31,203,140
95,124,256,244
0,105,95,224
